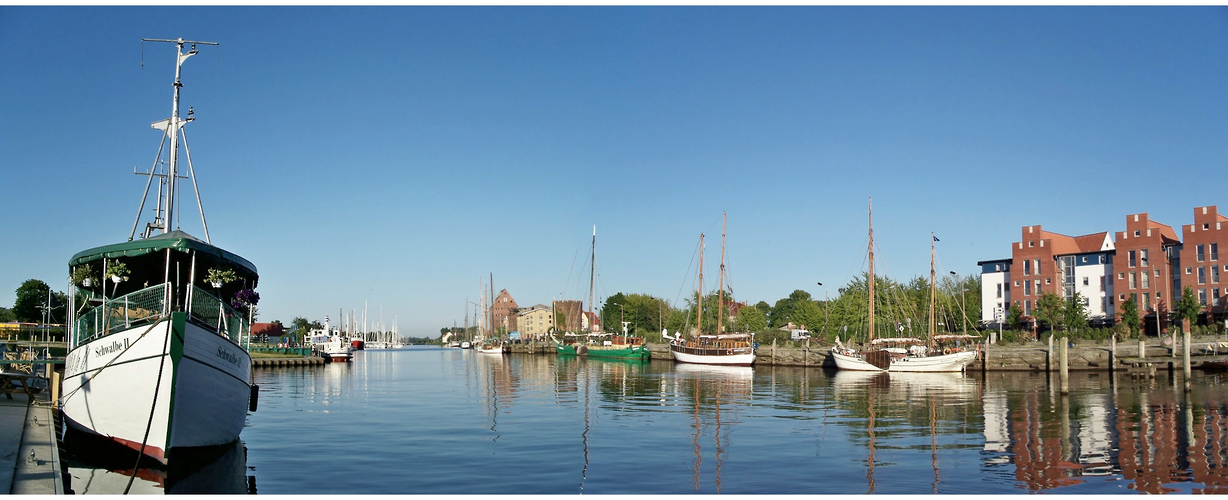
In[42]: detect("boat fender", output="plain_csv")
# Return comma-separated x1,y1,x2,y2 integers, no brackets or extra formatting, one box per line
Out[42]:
943,348,951,355
727,349,733,355
249,384,259,412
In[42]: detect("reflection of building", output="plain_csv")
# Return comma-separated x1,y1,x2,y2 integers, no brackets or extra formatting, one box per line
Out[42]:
491,289,519,332
516,304,553,340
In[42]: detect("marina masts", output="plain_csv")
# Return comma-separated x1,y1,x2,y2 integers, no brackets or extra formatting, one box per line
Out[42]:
696,234,704,339
589,225,596,334
929,232,937,350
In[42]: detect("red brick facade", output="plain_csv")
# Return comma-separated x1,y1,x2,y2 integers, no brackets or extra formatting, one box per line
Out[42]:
1112,213,1180,333
1179,206,1228,317
491,289,519,332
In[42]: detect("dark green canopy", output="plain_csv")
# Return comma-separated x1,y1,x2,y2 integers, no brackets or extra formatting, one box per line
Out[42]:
68,230,258,277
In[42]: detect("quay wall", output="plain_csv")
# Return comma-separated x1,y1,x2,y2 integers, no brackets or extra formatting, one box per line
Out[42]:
506,340,1216,371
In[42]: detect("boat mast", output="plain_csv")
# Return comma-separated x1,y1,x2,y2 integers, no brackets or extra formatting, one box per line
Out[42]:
929,232,937,350
867,196,875,343
717,212,726,336
589,225,596,335
696,234,704,340
134,38,216,241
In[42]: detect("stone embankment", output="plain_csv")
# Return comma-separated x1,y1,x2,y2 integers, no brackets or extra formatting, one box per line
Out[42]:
507,337,1228,371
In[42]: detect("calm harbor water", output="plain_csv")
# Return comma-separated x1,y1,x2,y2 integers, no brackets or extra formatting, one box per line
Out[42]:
63,346,1228,494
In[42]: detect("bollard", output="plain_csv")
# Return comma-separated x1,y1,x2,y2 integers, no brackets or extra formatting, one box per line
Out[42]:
1109,334,1116,373
1059,336,1069,394
1139,336,1146,360
1047,334,1054,373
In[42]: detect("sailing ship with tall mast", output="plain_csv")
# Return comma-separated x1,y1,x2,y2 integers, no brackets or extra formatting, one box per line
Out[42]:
831,197,978,372
552,226,651,360
668,213,755,366
477,274,505,355
61,38,258,464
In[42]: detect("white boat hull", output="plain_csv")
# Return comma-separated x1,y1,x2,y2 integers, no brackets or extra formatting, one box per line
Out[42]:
831,350,977,372
670,344,755,366
476,346,504,355
61,313,252,463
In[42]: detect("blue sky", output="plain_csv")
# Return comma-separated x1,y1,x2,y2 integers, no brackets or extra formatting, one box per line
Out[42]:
3,7,1227,335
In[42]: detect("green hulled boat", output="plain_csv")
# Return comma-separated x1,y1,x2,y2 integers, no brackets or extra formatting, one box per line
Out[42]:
553,332,651,361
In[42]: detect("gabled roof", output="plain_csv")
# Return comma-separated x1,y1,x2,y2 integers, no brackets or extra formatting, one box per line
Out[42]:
1146,220,1181,244
1073,232,1113,253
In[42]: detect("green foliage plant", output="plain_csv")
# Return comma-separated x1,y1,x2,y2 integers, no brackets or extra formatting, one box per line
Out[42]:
105,261,130,281
1119,295,1141,339
71,264,97,287
206,268,238,286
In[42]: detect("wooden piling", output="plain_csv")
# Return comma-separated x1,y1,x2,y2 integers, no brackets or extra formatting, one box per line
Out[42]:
1059,336,1069,394
1184,329,1192,391
1109,335,1116,373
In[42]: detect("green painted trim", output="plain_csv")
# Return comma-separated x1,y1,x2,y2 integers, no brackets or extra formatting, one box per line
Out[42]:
164,312,187,454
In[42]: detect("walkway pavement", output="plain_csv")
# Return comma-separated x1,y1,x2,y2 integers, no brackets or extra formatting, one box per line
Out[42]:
1,389,63,494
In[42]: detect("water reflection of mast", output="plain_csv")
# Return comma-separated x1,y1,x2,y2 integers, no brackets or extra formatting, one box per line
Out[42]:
931,396,939,494
692,376,702,492
714,386,724,494
581,362,590,491
867,382,876,494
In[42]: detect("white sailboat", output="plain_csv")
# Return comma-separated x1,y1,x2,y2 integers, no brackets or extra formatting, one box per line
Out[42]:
831,197,978,372
61,38,257,464
669,213,755,366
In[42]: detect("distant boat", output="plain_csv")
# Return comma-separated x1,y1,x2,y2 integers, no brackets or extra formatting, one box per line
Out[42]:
460,341,471,349
318,321,353,363
669,213,755,366
830,198,978,373
61,38,257,465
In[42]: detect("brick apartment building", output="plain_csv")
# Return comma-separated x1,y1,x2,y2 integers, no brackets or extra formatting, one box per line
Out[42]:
1112,213,1181,335
981,205,1228,333
1180,206,1228,318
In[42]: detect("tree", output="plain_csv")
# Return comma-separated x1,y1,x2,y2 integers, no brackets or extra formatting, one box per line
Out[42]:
1034,292,1064,333
1119,295,1141,339
1007,303,1023,330
791,300,822,333
0,307,14,323
13,279,66,323
733,304,768,332
1062,292,1088,333
1175,286,1201,333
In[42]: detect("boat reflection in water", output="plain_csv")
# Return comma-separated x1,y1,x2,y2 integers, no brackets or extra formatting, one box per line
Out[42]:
672,363,753,494
61,439,254,494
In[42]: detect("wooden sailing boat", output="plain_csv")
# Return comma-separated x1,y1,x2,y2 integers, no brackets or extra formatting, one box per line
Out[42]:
669,213,755,366
477,274,505,355
552,226,651,360
831,197,978,372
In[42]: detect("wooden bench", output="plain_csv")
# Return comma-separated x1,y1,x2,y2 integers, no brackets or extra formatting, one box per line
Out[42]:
0,353,61,402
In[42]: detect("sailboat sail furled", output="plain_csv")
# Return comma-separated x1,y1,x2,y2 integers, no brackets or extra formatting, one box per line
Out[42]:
61,38,259,464
830,197,979,373
669,213,755,366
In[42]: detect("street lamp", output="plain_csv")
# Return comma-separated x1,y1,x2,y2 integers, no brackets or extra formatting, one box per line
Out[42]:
817,282,829,339
950,271,967,334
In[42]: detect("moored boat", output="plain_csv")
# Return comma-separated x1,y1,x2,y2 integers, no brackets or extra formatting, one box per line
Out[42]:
551,226,651,361
61,38,257,465
669,213,756,366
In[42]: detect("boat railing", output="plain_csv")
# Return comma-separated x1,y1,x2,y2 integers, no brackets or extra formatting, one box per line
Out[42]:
74,283,169,345
188,285,250,347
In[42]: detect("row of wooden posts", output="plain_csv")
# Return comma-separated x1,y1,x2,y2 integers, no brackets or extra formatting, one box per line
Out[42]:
1051,330,1195,394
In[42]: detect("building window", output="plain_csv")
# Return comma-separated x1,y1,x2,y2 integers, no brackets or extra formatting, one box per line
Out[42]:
995,264,1002,271
1083,277,1089,286
1214,266,1221,284
1199,266,1207,284
1155,269,1161,277
1024,300,1031,315
1205,223,1211,230
1118,272,1125,280
1141,249,1149,267
1035,259,1041,275
1128,272,1136,290
1046,278,1051,285
1141,272,1149,289
1119,294,1126,301
1128,250,1137,267
1198,244,1206,262
1187,267,1193,275
1035,279,1041,294
1199,288,1207,306
1135,230,1141,237
1142,293,1151,310
1100,276,1106,292
1213,243,1219,261
1214,288,1222,307
1023,260,1030,276
1024,280,1032,296
1029,240,1034,247
1100,255,1106,264
996,283,1003,298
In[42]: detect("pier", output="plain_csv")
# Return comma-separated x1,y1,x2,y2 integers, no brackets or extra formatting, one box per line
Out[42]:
1,389,63,494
